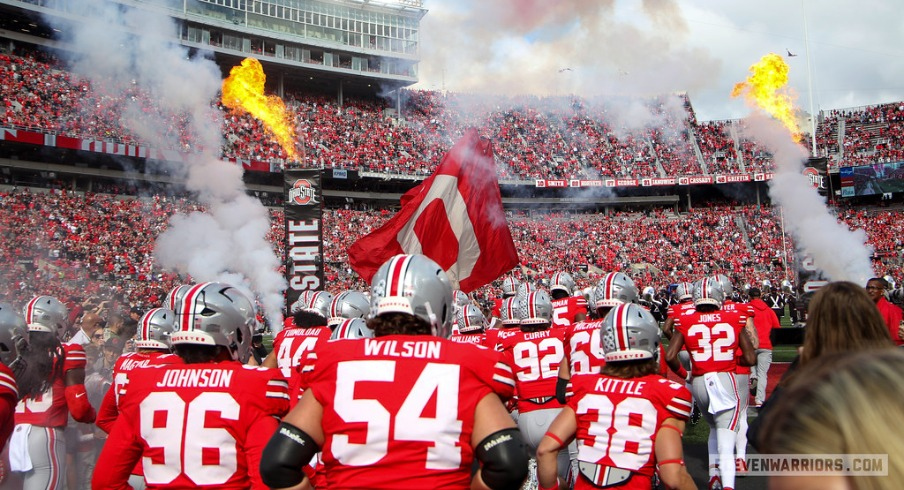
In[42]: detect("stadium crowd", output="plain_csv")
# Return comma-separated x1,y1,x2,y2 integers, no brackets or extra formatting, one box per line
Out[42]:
3,187,903,326
5,50,903,181
3,43,904,490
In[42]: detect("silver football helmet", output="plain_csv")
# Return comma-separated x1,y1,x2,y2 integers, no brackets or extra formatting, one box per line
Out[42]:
290,291,333,320
370,254,453,337
641,286,655,302
456,304,487,333
23,295,69,338
516,282,536,299
163,284,192,310
136,308,176,351
714,274,733,298
550,272,576,297
673,281,694,302
171,282,253,363
327,291,371,328
501,276,520,298
518,290,553,326
594,273,638,310
330,318,374,340
693,277,725,309
600,303,661,363
452,290,471,309
500,296,520,326
0,303,26,366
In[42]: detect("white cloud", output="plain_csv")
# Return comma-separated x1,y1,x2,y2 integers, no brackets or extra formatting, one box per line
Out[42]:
416,0,904,121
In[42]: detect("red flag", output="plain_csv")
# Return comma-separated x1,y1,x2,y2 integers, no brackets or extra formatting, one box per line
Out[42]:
348,129,519,293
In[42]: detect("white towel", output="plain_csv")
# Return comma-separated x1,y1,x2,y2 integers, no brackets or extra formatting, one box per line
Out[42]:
9,424,32,472
704,372,738,414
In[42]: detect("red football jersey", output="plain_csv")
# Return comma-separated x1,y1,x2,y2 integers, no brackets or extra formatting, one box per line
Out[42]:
674,308,746,377
482,328,519,352
93,362,290,490
552,296,588,328
723,300,754,375
666,301,695,319
273,326,331,406
501,327,566,413
563,319,606,376
15,343,87,428
273,327,331,378
448,333,486,345
308,336,515,489
568,373,692,489
0,363,17,451
97,351,182,434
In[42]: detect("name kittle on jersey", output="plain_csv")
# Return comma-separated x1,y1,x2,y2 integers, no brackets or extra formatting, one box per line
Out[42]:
156,369,234,388
363,339,441,359
595,377,645,396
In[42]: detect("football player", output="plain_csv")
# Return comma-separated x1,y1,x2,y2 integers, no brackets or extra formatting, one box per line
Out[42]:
666,278,756,490
0,304,23,453
549,272,587,328
538,303,696,490
714,273,759,475
261,254,527,490
556,272,639,403
262,291,333,407
11,295,96,489
93,282,290,489
95,307,181,489
500,289,572,483
483,296,521,351
449,304,488,345
491,276,520,320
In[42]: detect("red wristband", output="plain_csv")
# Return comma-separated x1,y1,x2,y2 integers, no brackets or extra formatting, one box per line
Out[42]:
538,481,559,490
676,365,688,379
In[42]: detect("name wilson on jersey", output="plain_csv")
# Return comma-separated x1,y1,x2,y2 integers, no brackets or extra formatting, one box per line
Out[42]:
156,369,235,388
363,339,441,359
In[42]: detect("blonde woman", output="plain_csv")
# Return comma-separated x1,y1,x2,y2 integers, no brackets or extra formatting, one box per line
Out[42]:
749,281,894,450
759,349,904,490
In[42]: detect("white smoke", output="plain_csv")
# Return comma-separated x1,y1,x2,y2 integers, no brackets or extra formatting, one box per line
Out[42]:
740,113,873,283
48,0,286,327
417,0,720,101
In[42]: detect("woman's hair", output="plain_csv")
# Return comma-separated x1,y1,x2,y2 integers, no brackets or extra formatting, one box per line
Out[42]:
759,349,904,489
367,313,431,337
601,358,659,379
800,281,892,367
13,331,64,400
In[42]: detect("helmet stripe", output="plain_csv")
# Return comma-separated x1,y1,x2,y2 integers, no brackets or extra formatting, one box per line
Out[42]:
618,305,631,349
179,283,208,332
24,297,40,325
330,293,342,318
605,273,616,299
388,255,411,298
141,309,154,341
527,292,536,319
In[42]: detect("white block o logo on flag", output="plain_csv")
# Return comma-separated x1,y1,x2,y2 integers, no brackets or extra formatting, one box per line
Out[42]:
396,175,480,287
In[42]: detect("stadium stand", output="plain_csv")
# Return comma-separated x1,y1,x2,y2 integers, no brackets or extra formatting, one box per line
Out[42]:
11,49,900,180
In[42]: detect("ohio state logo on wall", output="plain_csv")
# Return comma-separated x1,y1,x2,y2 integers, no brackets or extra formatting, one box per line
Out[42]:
289,179,318,205
802,167,826,190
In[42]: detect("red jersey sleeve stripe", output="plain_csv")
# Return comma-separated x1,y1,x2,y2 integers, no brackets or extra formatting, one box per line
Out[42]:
0,378,17,397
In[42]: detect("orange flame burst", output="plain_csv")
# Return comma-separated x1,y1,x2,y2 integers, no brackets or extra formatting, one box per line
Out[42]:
222,58,299,161
731,53,801,142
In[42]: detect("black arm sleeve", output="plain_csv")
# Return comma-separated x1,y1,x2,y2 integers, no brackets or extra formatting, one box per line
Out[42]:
260,422,320,489
555,376,569,405
475,428,530,490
